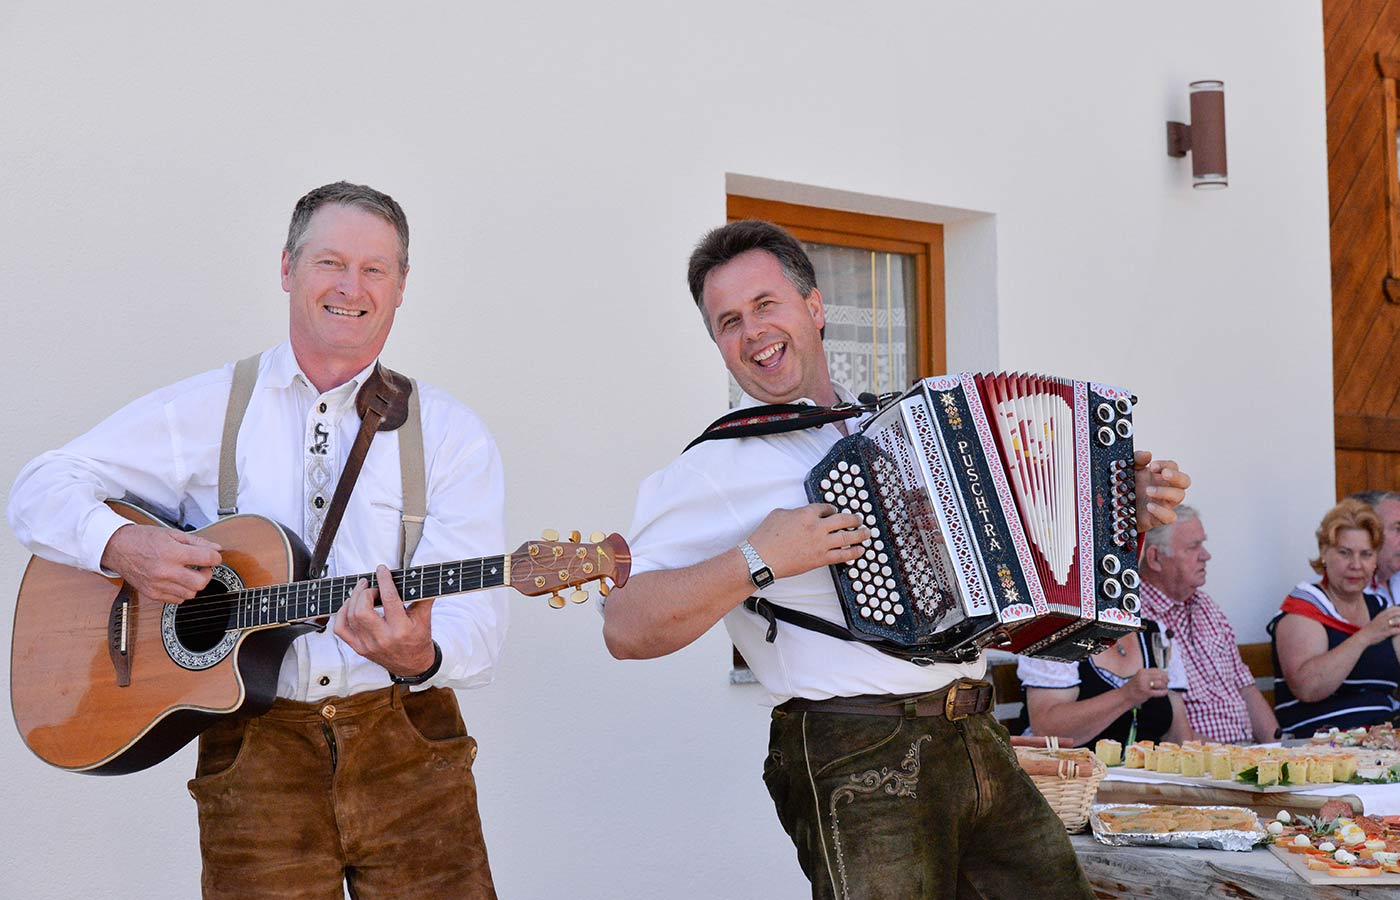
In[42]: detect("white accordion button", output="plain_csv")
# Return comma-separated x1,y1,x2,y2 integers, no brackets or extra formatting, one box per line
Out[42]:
859,607,872,618
854,476,865,488
893,604,905,615
851,465,861,475
838,461,849,472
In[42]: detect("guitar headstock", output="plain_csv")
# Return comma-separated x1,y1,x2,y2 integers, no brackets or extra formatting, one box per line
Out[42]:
507,529,631,608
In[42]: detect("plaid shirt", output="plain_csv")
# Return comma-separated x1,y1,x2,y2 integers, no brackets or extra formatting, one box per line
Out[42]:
1139,582,1256,742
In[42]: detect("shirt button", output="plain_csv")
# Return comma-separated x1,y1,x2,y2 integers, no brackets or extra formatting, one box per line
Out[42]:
319,675,330,687
319,403,327,413
314,496,325,509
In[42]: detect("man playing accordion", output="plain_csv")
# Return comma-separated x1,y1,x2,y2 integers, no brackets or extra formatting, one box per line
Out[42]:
601,219,1190,899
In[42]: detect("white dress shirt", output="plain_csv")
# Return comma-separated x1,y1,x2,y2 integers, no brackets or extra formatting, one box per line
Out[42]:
8,341,509,701
626,386,985,706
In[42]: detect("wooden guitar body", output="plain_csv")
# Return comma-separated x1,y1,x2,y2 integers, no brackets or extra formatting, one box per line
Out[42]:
10,502,311,774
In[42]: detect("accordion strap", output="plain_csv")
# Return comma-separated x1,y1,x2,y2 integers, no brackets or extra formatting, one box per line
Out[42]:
685,404,864,452
742,597,977,666
744,596,855,645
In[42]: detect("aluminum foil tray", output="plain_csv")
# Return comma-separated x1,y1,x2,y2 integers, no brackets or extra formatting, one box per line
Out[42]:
1089,803,1267,852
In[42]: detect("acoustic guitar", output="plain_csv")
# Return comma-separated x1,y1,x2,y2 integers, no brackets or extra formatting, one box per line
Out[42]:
10,500,629,775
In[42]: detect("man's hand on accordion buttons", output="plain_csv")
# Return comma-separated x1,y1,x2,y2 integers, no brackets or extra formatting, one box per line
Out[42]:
747,504,870,580
1134,450,1191,533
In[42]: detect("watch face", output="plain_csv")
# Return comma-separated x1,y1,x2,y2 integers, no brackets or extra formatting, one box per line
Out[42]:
753,567,774,588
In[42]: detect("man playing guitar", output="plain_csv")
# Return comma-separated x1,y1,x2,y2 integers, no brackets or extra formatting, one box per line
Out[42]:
8,182,505,899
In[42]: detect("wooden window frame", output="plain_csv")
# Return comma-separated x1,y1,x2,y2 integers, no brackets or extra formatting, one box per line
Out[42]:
725,195,947,678
726,195,947,377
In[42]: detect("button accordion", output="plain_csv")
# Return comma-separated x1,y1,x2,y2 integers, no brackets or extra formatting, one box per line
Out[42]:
805,373,1142,664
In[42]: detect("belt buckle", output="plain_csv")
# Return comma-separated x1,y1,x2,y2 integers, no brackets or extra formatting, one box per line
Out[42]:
945,681,968,721
945,678,986,720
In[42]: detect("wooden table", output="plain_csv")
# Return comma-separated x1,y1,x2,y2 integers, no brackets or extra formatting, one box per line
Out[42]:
1071,834,1400,899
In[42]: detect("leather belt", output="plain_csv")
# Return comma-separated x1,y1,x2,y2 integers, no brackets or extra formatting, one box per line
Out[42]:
777,678,994,720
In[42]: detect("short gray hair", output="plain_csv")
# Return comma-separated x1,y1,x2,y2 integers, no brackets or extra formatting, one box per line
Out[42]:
1142,504,1200,557
1349,490,1400,508
284,181,409,275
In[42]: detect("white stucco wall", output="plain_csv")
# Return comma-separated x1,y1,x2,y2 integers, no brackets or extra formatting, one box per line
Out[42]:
0,2,1331,898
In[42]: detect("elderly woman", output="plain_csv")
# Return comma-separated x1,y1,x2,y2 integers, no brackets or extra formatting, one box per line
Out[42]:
1017,620,1196,748
1271,499,1400,735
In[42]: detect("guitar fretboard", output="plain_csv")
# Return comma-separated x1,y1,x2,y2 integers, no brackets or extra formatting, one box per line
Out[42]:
232,556,508,629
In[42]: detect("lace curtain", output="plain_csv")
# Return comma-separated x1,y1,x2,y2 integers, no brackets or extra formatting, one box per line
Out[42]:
729,242,917,406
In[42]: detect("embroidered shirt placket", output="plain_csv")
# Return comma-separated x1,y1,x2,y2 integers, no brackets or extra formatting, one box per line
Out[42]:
304,391,339,578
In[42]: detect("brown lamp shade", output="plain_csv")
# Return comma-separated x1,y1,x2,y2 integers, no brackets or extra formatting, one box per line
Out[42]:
1166,80,1227,190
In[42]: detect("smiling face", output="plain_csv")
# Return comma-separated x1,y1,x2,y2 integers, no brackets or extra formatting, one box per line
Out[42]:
699,249,836,406
282,203,406,387
1322,527,1378,598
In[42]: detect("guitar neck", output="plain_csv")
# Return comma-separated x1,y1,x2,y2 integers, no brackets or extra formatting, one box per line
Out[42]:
232,556,508,630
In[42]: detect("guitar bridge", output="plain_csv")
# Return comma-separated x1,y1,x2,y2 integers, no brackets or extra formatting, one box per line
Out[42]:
108,588,133,687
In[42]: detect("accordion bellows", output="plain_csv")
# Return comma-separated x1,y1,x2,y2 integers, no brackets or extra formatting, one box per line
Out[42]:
805,372,1142,663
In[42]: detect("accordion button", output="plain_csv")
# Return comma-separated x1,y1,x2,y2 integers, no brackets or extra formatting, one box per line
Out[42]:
860,607,872,618
1122,569,1140,589
851,465,862,475
874,540,885,551
878,553,888,564
882,566,893,577
1122,592,1141,614
1097,426,1116,446
1100,554,1121,575
829,469,839,479
894,604,905,615
871,528,882,538
1116,396,1133,415
1116,419,1133,439
891,592,901,603
838,461,849,472
854,477,865,487
1096,403,1115,423
865,515,877,526
1102,578,1123,599
847,569,859,579
820,479,831,490
881,600,893,612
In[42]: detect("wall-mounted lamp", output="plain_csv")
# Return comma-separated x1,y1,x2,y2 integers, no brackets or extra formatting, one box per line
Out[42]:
1166,80,1227,190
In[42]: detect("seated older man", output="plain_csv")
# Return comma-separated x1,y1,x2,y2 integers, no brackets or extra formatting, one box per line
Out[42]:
1350,490,1400,604
1139,505,1279,743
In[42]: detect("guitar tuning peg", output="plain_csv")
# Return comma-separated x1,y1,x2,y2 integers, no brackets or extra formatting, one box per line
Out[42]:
589,531,605,543
598,581,612,597
547,592,566,609
570,589,588,604
569,530,582,543
542,528,560,541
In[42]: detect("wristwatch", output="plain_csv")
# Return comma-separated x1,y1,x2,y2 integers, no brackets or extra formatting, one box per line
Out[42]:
389,641,443,685
739,541,775,589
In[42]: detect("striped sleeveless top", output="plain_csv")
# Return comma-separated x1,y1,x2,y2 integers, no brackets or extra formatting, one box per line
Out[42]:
1268,582,1400,734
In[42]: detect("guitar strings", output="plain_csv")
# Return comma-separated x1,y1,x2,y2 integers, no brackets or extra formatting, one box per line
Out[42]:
166,558,505,633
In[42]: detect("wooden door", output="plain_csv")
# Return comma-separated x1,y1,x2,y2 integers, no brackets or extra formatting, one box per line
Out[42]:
1330,0,1400,495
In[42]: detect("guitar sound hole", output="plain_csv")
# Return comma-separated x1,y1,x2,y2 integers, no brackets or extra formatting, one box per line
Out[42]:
173,589,235,653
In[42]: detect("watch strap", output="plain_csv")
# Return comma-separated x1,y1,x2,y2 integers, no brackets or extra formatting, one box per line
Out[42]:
739,541,774,588
389,640,442,685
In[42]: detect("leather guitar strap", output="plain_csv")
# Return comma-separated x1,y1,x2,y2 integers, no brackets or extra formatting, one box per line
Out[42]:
306,363,412,579
217,355,426,575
